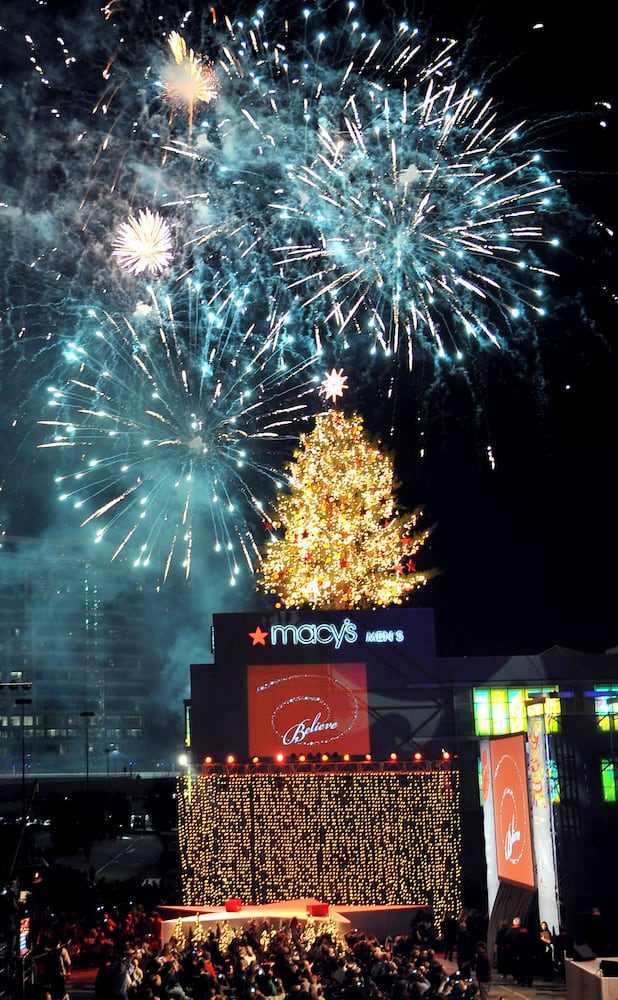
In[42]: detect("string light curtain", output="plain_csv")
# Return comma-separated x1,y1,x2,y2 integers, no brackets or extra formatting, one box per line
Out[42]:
178,769,461,913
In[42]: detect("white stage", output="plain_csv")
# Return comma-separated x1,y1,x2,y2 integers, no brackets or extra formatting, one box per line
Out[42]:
160,898,427,944
566,958,618,1000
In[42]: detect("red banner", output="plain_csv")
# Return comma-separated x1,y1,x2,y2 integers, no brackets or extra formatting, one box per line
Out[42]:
491,734,535,888
248,662,370,757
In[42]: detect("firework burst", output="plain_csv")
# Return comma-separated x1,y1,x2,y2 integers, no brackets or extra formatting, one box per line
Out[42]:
162,31,219,138
201,8,564,369
273,86,562,369
112,208,174,275
38,284,319,586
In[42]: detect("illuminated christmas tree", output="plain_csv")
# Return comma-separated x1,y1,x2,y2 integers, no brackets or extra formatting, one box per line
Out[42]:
258,370,437,610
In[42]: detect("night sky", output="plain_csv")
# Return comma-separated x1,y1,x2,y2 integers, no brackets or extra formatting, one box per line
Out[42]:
0,0,615,673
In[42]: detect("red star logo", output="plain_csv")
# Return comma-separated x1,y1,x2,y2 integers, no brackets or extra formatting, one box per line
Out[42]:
249,625,268,646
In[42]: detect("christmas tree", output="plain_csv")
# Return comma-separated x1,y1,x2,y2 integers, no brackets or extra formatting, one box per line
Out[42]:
258,371,437,610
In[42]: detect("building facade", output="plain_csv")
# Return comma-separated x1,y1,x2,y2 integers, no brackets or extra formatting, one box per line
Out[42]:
0,535,148,775
187,607,618,937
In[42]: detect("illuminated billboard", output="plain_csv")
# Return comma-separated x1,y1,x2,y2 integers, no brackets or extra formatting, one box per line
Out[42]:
191,608,441,762
247,662,370,757
490,733,535,889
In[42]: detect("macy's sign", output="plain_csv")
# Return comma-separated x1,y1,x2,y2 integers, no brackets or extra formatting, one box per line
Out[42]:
260,619,407,649
270,619,358,649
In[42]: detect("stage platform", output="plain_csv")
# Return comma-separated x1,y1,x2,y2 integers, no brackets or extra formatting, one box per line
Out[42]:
566,957,618,1000
160,899,428,943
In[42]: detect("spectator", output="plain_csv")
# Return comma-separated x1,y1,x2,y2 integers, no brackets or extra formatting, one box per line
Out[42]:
538,921,554,980
473,941,491,1000
440,913,458,962
455,921,472,978
46,939,72,1000
494,919,509,981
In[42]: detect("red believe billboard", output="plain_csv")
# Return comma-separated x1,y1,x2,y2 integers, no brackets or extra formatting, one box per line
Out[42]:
490,733,535,889
247,662,370,757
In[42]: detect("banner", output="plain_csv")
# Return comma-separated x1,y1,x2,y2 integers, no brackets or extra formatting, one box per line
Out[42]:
490,733,535,889
529,716,561,933
248,662,370,757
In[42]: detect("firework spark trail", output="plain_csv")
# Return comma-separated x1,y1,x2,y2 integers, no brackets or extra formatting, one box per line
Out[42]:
37,284,319,585
198,7,565,369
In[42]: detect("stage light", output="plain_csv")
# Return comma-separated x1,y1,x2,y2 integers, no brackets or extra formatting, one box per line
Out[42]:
442,749,451,761
414,752,423,761
298,754,306,763
226,754,236,766
321,753,329,762
390,752,398,761
276,753,285,763
343,753,350,762
364,753,372,761
251,756,260,765
203,755,213,766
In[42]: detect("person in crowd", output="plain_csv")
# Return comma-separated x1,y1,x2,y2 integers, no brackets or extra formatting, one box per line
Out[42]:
440,912,458,962
94,945,132,1000
513,923,535,989
503,916,522,983
538,920,554,980
424,949,447,994
473,941,491,1000
553,927,573,980
455,920,472,978
45,938,72,1000
0,881,20,974
585,907,612,956
494,920,509,981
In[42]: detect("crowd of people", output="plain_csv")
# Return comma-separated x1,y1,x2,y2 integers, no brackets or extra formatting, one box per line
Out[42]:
21,903,579,1000
4,887,614,1000
36,906,482,1000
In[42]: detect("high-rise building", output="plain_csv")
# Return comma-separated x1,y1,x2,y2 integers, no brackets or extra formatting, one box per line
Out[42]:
0,535,149,774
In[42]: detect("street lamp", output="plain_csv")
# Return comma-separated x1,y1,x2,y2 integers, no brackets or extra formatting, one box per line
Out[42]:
15,697,32,820
81,711,95,790
105,744,117,776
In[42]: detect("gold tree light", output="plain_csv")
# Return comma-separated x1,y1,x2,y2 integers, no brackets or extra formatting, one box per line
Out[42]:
163,31,219,139
112,207,173,275
258,371,437,610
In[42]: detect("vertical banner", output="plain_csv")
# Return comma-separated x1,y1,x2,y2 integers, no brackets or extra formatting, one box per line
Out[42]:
480,739,499,913
491,733,535,888
528,715,561,934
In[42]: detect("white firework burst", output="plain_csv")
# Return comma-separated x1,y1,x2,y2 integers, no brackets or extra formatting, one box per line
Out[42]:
112,208,174,276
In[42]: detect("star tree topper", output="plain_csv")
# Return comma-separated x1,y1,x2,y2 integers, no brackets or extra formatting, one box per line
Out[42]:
320,368,348,405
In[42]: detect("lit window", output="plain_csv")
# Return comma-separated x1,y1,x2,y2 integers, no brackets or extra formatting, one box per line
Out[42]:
508,689,526,733
473,687,561,736
601,759,616,803
473,690,491,734
595,687,618,733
